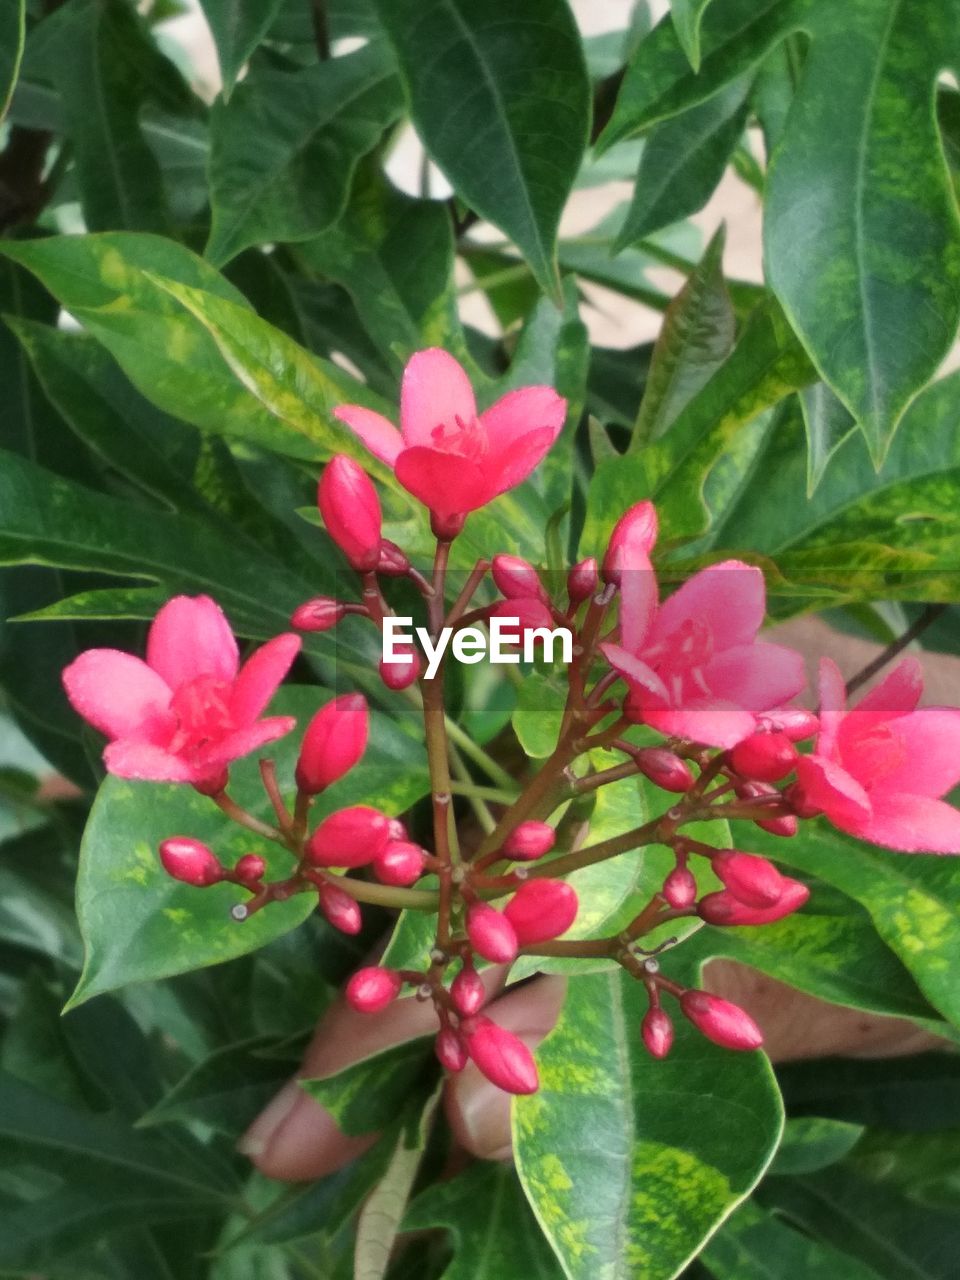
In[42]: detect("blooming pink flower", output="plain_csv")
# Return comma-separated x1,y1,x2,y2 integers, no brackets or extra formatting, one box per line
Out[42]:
333,348,566,534
795,657,960,853
63,596,300,788
600,504,805,748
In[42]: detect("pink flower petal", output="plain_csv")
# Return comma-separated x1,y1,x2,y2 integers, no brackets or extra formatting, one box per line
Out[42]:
703,642,807,713
815,657,847,759
194,716,297,770
617,556,658,653
651,561,765,653
795,755,872,825
394,446,487,518
147,596,238,689
230,634,301,725
483,425,559,500
103,739,198,783
600,643,670,703
870,708,960,799
479,385,566,451
840,793,960,854
642,702,757,749
62,650,174,743
855,656,923,719
332,406,403,466
400,349,476,446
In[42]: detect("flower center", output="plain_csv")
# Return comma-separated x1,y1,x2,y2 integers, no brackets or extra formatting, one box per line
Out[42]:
646,619,714,701
430,414,488,462
848,724,906,790
168,675,234,753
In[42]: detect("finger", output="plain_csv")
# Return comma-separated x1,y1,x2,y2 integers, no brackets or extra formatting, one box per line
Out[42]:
241,965,507,1181
445,975,567,1161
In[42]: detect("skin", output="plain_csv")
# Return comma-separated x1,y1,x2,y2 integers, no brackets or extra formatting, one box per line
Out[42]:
240,617,959,1179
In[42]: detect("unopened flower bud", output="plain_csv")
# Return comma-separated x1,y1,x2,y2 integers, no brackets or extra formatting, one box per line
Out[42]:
757,813,798,837
679,990,764,1051
388,818,408,841
291,597,346,632
379,646,421,690
192,768,229,797
492,554,548,602
712,850,785,908
641,1007,674,1059
488,598,555,637
758,706,819,741
318,455,382,572
466,903,518,964
730,732,798,782
567,557,598,604
784,781,821,819
377,540,410,576
602,501,658,585
306,805,391,868
345,966,402,1013
435,1027,469,1072
461,1016,539,1094
159,837,224,887
451,964,486,1016
318,881,362,934
296,693,368,794
698,878,809,926
662,865,697,909
634,748,694,793
503,821,555,861
504,879,578,945
233,853,266,886
373,839,426,886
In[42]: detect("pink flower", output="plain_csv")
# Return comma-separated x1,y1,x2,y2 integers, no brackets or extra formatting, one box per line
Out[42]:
63,596,300,788
333,348,566,535
795,657,960,853
600,505,805,748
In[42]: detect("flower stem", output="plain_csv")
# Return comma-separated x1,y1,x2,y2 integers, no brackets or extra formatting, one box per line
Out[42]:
211,791,284,843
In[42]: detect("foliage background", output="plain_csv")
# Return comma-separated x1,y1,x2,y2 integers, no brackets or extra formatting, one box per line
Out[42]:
2,0,960,1277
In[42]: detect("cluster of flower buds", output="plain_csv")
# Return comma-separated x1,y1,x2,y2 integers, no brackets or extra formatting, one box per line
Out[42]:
640,984,764,1059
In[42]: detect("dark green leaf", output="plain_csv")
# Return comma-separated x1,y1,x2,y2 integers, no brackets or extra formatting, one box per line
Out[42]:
798,381,857,495
769,1117,865,1176
199,0,284,96
512,671,565,758
668,0,715,70
514,970,783,1280
779,1052,960,1134
375,0,591,296
703,1198,883,1280
302,1038,434,1136
0,0,24,122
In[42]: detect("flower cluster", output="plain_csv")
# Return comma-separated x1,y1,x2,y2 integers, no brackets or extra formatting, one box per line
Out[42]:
63,348,960,1098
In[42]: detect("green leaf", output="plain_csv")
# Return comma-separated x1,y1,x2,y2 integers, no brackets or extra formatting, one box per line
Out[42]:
668,0,715,70
198,0,284,97
68,691,430,1005
702,1198,884,1280
798,381,857,495
206,44,403,265
0,0,25,123
374,0,591,296
514,970,783,1280
631,226,735,447
778,1051,960,1133
770,1117,865,1176
404,1163,565,1279
615,78,750,248
302,1038,434,1136
512,671,566,758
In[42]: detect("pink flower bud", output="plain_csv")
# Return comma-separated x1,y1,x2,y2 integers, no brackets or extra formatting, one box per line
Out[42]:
662,865,697,909
379,646,421,690
503,879,578,945
318,881,362,934
502,821,555,861
233,853,266,886
158,837,224,887
291,597,346,632
345,966,402,1013
634,748,694,793
435,1027,469,1072
461,1016,539,1094
698,878,809,926
679,990,764,1051
318,455,382,572
730,732,798,782
758,706,819,742
757,813,799,837
306,805,390,868
784,781,822,820
712,850,785,908
492,554,547,602
451,964,486,1016
373,839,426,886
602,501,658,585
388,818,408,841
296,693,368,794
487,598,555,637
192,768,229,797
377,540,410,576
466,903,518,964
641,1007,674,1059
567,557,598,604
